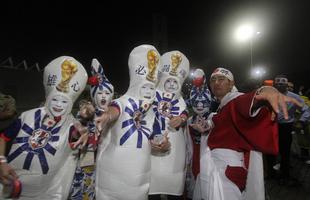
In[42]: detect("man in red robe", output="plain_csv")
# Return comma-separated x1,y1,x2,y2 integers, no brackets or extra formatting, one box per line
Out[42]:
200,67,302,200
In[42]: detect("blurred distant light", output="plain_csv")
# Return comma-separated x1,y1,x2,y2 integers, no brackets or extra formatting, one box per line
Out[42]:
189,68,195,78
235,24,254,42
251,66,266,79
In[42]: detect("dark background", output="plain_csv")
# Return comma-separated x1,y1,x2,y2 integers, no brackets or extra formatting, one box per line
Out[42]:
1,0,310,100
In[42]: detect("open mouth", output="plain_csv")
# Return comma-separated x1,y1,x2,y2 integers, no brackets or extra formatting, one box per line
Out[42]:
101,99,106,105
144,96,151,99
52,107,63,112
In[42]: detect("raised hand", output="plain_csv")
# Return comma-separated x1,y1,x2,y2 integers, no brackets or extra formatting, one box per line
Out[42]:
255,86,303,120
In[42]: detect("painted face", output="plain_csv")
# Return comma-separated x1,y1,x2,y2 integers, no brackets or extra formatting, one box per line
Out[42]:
192,98,210,115
210,75,234,100
164,77,179,93
95,88,113,110
48,95,70,117
139,83,156,100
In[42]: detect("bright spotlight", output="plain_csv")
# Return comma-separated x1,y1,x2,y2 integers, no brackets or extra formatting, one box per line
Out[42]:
235,24,254,42
251,66,266,79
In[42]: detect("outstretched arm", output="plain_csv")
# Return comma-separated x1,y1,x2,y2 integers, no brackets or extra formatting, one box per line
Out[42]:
95,106,120,132
254,86,302,120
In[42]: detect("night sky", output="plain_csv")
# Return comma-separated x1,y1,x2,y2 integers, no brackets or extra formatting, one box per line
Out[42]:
1,0,310,94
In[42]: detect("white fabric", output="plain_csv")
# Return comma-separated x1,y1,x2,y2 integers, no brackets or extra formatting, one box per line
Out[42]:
7,108,77,200
210,67,234,81
43,56,87,118
96,44,160,200
156,51,189,99
149,97,187,195
244,151,265,200
96,96,153,200
126,44,160,105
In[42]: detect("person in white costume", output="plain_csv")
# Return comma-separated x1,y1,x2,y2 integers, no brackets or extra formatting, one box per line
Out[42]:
95,44,160,200
148,51,189,200
69,58,114,200
0,56,88,200
202,67,302,200
185,68,212,200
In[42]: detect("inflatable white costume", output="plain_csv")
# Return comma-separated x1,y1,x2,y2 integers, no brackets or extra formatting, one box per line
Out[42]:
96,45,160,200
0,56,88,200
149,51,189,196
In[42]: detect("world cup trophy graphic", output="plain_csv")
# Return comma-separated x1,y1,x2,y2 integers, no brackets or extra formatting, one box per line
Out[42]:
169,52,182,76
56,59,78,93
146,50,159,82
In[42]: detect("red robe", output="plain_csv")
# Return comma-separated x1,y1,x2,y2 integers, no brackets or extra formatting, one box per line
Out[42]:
207,91,278,191
208,91,278,155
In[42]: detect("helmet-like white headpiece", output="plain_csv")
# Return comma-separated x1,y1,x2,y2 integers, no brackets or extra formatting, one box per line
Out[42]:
157,50,189,97
43,56,88,117
126,44,160,105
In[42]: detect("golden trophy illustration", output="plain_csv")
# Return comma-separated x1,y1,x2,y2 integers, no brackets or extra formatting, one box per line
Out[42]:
56,59,78,93
169,52,182,76
146,50,159,82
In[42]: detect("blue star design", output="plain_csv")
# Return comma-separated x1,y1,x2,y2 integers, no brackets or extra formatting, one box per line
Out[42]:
7,109,61,174
120,98,151,148
153,91,180,131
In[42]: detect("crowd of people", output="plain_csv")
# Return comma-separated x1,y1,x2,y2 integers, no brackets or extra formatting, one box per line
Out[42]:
0,44,308,200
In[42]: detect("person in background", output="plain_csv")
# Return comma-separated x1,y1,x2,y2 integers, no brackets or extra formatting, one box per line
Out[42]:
0,56,88,200
0,93,17,122
185,68,212,200
272,75,310,186
287,82,294,92
201,68,301,200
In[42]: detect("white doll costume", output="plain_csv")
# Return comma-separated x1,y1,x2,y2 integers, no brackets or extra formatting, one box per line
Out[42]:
149,51,189,196
96,45,160,200
2,56,87,200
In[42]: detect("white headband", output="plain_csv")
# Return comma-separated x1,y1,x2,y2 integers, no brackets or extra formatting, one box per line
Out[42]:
210,67,234,81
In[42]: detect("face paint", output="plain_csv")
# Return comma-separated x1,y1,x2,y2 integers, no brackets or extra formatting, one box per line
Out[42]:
164,77,179,93
94,88,113,110
48,95,70,117
192,97,210,115
139,83,156,100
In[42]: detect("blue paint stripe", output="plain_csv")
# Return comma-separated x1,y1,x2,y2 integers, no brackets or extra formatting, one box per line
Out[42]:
122,119,134,128
34,110,41,130
21,124,33,135
119,126,136,146
44,143,57,155
23,152,34,170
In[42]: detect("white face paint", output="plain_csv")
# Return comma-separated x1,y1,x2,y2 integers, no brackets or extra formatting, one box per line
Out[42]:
48,95,70,117
192,101,210,115
95,88,113,110
164,78,179,93
139,83,156,100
